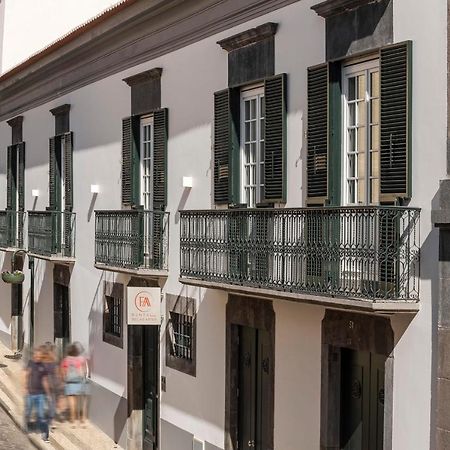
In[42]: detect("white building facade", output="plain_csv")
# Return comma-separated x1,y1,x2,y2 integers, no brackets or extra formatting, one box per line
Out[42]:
0,0,447,449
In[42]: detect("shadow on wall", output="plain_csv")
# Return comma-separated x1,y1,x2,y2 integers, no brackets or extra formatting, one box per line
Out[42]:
33,261,53,345
162,285,226,432
88,270,127,445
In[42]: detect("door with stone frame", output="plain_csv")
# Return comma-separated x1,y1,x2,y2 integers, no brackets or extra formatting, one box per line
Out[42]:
340,349,385,450
237,325,271,450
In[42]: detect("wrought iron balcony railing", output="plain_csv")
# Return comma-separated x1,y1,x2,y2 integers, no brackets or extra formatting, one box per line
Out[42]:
0,210,25,249
180,207,420,301
28,211,76,258
95,210,169,271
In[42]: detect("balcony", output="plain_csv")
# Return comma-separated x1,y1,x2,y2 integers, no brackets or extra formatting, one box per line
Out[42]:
180,207,420,313
0,211,25,251
94,210,169,276
28,211,76,262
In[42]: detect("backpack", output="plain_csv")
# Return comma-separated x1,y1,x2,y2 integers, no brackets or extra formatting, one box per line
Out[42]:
65,358,84,384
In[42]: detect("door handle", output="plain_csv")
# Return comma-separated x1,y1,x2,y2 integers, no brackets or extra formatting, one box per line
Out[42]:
248,440,255,448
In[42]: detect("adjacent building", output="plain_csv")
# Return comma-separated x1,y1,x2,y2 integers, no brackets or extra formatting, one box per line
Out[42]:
0,0,446,449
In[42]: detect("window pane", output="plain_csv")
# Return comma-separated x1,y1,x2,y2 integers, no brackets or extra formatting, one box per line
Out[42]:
370,71,380,97
250,99,256,119
357,100,366,127
348,154,356,178
357,126,366,152
370,150,380,178
348,77,356,101
370,98,380,124
245,101,250,119
370,178,380,204
348,128,356,152
349,103,356,126
250,121,256,141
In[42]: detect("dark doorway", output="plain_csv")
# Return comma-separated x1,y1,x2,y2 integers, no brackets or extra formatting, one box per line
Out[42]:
143,325,159,450
340,349,385,450
237,325,271,450
54,282,70,357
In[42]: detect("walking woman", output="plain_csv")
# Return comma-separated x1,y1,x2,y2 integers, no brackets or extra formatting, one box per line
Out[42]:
61,343,87,425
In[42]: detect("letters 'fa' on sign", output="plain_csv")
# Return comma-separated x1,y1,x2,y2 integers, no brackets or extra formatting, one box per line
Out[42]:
127,287,162,325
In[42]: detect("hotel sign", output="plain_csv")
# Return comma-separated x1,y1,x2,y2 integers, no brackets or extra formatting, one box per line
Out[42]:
127,287,161,325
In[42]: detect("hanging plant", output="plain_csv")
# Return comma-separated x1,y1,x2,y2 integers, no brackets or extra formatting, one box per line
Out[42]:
1,270,25,284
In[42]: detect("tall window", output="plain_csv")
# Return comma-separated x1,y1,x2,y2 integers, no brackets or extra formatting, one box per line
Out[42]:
140,116,154,211
343,60,380,205
240,87,265,207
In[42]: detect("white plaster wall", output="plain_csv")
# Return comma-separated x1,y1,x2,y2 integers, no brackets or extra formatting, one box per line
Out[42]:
274,301,323,450
0,0,444,448
0,0,119,74
391,0,447,448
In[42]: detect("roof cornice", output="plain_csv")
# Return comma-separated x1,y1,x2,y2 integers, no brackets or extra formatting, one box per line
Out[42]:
0,0,298,122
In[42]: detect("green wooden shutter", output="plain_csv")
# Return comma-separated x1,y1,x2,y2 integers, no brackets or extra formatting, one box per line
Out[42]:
49,136,58,210
214,89,231,204
380,41,412,203
153,108,168,210
121,117,140,207
63,132,73,211
307,64,329,205
6,145,14,210
17,143,25,211
152,109,168,269
264,73,287,203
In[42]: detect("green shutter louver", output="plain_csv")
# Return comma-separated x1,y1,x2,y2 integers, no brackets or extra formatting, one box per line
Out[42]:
17,142,25,211
6,145,14,210
63,132,73,211
380,41,412,203
49,136,58,210
264,73,287,203
121,117,139,207
153,108,168,210
307,64,329,205
214,89,231,204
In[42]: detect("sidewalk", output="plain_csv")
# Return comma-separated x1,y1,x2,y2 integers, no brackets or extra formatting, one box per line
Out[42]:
0,340,122,450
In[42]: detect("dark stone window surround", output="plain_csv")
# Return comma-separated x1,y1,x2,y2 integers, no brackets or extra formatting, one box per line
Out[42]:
50,103,71,135
123,67,162,116
321,309,394,450
103,281,124,349
217,22,278,88
225,295,275,450
312,0,393,62
7,115,23,145
165,293,196,377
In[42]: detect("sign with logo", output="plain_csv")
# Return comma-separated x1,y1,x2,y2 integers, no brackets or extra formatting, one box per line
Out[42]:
127,287,161,325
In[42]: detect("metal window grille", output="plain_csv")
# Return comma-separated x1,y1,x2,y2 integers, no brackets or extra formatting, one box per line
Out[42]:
169,312,193,361
105,295,122,338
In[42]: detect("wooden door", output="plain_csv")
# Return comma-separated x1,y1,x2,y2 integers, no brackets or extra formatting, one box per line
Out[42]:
340,349,385,450
238,326,271,450
143,325,159,450
54,283,70,358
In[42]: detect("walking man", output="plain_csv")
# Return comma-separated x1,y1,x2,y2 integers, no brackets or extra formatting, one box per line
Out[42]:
24,346,50,442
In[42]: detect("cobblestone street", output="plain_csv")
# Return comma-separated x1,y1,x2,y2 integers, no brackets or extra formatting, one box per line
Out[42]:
0,406,33,449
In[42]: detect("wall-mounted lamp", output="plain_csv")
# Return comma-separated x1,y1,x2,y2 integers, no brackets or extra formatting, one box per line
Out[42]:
182,177,193,188
31,189,39,197
90,184,100,194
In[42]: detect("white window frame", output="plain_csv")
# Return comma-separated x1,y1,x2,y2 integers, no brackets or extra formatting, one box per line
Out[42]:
140,115,154,211
342,59,380,206
240,85,265,208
